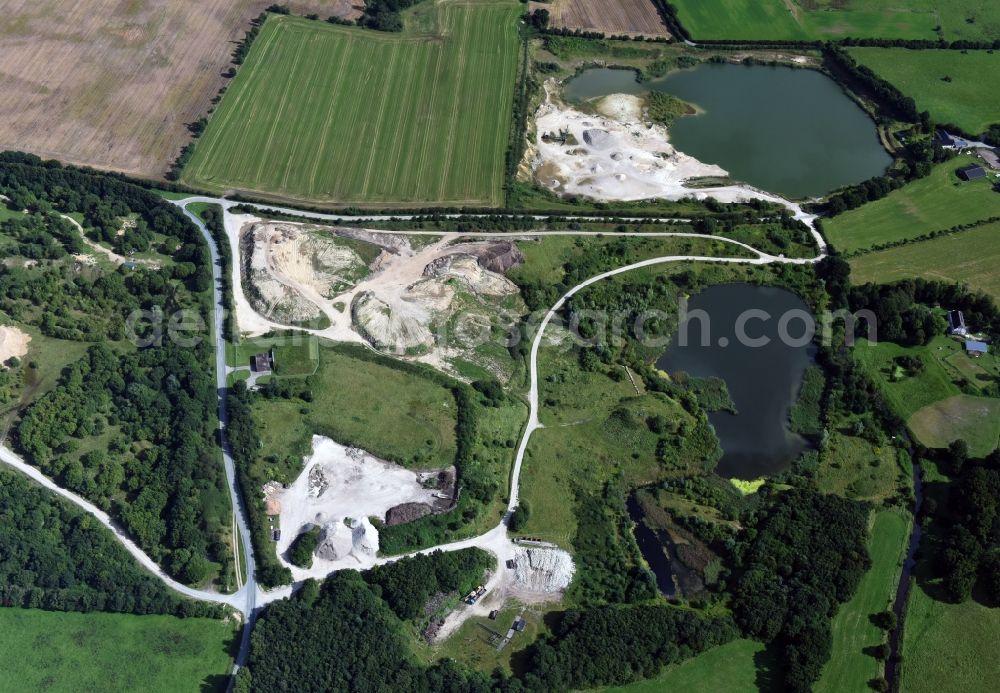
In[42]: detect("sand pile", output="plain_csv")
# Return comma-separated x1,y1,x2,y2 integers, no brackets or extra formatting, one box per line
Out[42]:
423,254,520,297
0,325,30,365
595,94,644,122
528,80,727,201
275,436,450,568
511,547,575,594
241,222,368,324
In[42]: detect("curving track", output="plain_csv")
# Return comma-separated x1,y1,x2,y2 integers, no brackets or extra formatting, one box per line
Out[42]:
0,195,826,674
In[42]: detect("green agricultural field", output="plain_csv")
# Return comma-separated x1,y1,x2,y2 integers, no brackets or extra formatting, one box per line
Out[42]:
670,0,1000,41
605,638,769,692
902,579,1000,693
816,510,910,693
825,155,1000,253
850,221,1000,303
849,48,1000,136
0,608,236,693
182,3,520,207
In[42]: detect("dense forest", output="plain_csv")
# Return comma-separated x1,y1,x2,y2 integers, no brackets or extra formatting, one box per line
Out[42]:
365,548,493,621
0,153,230,585
0,468,222,618
849,278,1000,344
922,447,1000,604
239,550,732,692
732,488,872,691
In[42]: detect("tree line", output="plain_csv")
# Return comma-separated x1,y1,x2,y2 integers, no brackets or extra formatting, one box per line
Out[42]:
0,468,223,619
921,446,1000,604
0,155,230,586
732,487,872,691
238,551,734,692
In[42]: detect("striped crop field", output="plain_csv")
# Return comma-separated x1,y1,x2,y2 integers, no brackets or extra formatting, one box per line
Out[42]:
182,2,521,207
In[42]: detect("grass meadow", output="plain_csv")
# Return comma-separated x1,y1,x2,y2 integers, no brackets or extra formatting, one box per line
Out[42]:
670,0,1000,41
183,3,520,207
849,48,1000,135
824,155,1000,253
605,638,770,692
251,344,458,482
902,578,1000,692
854,336,1000,456
0,608,236,693
908,395,1000,456
815,510,910,693
518,339,714,546
850,221,1000,303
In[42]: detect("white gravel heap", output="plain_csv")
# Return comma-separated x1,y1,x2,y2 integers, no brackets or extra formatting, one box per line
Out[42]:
512,547,575,593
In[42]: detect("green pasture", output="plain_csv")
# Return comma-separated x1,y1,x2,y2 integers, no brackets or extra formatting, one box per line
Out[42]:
670,0,1000,42
605,638,770,692
902,577,1000,692
0,608,236,693
825,155,1000,254
850,221,1000,303
849,48,1000,135
816,510,911,693
252,345,457,477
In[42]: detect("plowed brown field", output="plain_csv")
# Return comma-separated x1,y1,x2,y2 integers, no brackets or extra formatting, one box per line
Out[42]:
540,0,670,37
0,0,356,180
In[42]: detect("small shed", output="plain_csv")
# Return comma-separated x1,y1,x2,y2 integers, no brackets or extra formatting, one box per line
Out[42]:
957,164,987,181
965,340,989,357
512,617,526,632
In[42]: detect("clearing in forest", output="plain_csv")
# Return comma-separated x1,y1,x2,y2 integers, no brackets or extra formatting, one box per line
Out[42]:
182,3,521,207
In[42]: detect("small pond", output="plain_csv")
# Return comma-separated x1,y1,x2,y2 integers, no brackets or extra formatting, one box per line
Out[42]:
656,283,815,479
564,63,892,199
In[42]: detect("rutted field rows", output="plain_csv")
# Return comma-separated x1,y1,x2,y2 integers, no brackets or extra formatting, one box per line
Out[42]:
183,3,521,206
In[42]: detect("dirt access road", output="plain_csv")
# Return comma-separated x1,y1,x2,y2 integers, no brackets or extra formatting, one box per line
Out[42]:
0,195,826,675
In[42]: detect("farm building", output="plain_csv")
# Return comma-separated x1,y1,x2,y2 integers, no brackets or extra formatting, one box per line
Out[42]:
252,351,274,373
957,164,987,182
947,310,968,336
965,340,989,357
934,130,957,147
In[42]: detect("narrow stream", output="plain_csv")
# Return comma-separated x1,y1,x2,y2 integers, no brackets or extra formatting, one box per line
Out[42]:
886,460,924,691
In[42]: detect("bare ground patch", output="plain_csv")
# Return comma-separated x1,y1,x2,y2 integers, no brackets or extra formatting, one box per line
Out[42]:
531,0,671,37
0,0,354,179
0,326,30,365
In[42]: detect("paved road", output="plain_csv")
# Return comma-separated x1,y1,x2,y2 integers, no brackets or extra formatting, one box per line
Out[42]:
177,204,259,668
0,195,828,675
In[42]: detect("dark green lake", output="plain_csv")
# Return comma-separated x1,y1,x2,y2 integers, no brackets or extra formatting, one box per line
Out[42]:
564,64,892,199
656,284,815,479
